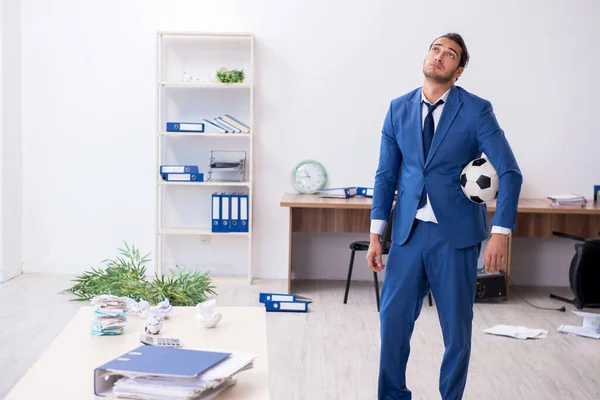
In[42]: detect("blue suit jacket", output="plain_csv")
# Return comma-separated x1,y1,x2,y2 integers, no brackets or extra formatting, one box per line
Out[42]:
371,85,523,249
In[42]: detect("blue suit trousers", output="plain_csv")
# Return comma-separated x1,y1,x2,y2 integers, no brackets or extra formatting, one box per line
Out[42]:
378,219,481,400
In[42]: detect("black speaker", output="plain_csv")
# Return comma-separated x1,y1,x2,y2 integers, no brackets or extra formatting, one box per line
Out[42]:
475,270,506,301
550,231,600,309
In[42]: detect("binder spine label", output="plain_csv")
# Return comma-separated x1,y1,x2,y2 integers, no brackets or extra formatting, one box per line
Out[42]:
162,166,186,173
168,174,192,181
212,194,221,232
278,302,307,311
271,295,294,302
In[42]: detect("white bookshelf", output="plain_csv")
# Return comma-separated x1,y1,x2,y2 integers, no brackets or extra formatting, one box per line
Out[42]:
155,31,254,281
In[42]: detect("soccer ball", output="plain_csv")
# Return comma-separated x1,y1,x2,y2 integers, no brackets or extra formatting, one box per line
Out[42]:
460,158,499,204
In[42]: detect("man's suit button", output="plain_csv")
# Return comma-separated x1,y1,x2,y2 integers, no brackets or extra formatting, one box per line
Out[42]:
423,171,428,177
415,195,421,200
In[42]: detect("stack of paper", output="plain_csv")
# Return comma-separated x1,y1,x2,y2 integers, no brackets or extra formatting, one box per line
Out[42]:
95,345,257,399
112,352,256,399
113,376,236,400
547,193,587,207
316,187,357,199
91,295,128,336
558,311,600,339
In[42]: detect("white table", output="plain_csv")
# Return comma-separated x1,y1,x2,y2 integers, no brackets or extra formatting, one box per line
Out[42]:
5,306,270,399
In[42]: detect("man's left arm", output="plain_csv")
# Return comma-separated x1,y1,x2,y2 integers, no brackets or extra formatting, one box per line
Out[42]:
476,101,523,272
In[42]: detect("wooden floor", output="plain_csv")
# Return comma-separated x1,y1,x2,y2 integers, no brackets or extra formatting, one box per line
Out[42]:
1,274,599,400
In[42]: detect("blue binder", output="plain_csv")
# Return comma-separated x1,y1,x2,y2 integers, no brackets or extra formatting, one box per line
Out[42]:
316,187,357,198
230,193,240,232
259,292,312,303
166,122,205,132
220,193,231,232
94,345,230,396
264,300,308,313
212,193,221,232
357,187,374,197
163,173,204,182
239,193,249,232
160,165,199,175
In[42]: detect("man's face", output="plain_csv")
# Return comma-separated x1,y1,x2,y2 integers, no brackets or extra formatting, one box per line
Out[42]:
423,37,464,84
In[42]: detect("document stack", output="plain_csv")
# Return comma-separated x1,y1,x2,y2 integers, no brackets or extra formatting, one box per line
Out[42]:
203,114,250,134
165,115,250,134
316,187,358,199
90,295,128,336
94,345,258,399
547,193,587,208
160,165,204,182
259,292,312,313
212,192,249,233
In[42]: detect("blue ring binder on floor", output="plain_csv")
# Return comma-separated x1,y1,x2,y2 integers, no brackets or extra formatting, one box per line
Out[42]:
264,300,308,312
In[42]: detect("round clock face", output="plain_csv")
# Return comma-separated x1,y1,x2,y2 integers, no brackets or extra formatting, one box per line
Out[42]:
292,160,327,194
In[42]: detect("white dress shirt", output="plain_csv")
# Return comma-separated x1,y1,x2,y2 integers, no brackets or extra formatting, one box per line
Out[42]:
370,88,511,236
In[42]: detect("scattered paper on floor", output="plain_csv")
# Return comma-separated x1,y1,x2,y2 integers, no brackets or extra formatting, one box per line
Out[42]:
483,324,548,340
557,310,600,339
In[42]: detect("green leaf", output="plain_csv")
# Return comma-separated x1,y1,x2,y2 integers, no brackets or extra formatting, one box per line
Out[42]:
62,241,216,306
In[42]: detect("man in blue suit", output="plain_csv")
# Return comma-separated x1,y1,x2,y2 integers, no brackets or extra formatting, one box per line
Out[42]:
366,33,522,400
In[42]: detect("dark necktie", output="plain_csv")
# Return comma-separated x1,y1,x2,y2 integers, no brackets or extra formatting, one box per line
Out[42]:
418,99,444,209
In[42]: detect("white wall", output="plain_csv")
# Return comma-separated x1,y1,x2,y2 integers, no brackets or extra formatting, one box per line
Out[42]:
0,0,23,283
20,0,600,286
0,0,3,282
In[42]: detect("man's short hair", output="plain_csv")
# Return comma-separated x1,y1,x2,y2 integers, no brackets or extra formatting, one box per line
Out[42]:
430,33,470,68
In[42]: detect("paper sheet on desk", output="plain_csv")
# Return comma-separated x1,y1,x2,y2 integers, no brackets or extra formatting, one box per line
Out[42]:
483,324,548,340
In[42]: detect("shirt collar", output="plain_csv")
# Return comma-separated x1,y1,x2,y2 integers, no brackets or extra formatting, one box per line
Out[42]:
421,86,452,105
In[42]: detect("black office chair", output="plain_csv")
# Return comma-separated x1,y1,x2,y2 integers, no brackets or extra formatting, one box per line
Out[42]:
343,207,433,312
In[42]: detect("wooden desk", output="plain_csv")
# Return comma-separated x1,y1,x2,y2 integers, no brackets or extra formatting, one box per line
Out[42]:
5,306,270,400
280,193,600,294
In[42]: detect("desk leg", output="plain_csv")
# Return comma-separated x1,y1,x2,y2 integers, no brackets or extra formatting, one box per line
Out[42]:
287,208,293,294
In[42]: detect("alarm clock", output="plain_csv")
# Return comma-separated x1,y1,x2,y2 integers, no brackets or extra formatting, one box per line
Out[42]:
291,160,327,194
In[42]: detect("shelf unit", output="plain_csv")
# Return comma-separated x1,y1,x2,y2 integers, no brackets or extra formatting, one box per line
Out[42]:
155,31,254,281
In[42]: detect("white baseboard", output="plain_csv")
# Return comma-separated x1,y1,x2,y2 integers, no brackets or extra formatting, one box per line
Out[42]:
1,262,24,283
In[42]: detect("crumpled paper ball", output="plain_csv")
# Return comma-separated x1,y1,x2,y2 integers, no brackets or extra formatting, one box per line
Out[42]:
126,298,150,316
144,314,163,334
195,299,222,329
151,298,173,320
126,298,173,320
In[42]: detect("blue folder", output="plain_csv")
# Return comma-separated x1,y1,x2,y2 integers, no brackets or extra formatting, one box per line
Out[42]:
264,300,308,313
212,193,221,232
239,193,249,232
166,122,204,132
357,187,374,197
163,173,204,182
259,292,312,303
160,165,199,175
230,193,240,232
220,193,231,232
94,345,230,396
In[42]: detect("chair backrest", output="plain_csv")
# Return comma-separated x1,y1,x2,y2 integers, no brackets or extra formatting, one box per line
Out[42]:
381,204,395,252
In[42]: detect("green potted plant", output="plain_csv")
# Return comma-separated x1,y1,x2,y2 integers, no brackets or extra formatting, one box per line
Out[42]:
63,242,217,306
214,67,245,84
